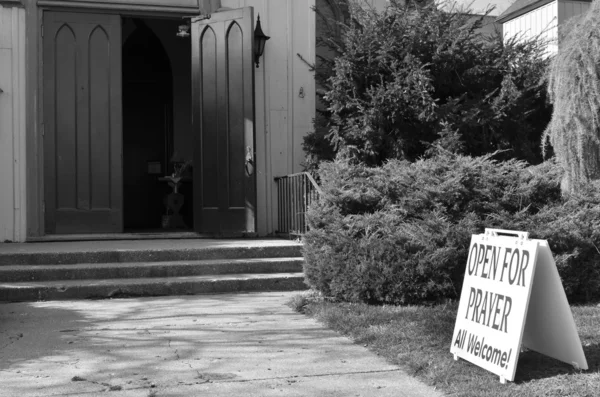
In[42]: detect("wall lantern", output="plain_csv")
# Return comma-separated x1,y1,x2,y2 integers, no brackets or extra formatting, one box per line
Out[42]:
176,22,191,38
254,15,270,68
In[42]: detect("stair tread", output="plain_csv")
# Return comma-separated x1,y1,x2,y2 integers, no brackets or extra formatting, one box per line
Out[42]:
0,257,304,270
0,272,306,288
0,239,302,255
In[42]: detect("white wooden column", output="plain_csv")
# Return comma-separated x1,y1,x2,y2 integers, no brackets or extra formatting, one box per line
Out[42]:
0,2,27,242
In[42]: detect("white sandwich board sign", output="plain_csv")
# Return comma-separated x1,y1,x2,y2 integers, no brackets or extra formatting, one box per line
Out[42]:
450,229,588,383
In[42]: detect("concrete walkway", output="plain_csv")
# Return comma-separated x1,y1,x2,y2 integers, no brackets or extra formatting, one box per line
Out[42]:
0,292,442,397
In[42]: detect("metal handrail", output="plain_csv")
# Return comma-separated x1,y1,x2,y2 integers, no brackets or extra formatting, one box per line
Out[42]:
274,172,322,237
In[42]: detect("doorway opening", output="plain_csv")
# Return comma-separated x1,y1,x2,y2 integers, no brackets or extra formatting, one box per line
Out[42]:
121,16,193,232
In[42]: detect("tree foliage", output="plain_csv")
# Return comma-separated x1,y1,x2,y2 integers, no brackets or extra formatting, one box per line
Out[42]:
306,0,551,167
543,1,600,194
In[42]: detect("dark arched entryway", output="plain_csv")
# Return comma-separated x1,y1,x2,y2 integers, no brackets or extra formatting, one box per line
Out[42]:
122,19,174,230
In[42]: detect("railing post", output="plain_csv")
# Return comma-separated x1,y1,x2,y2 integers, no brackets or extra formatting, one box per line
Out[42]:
285,177,290,234
277,177,282,234
294,176,298,234
282,177,287,234
301,174,307,234
293,176,298,234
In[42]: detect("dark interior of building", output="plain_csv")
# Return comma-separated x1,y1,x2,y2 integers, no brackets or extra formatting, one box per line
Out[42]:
122,17,193,231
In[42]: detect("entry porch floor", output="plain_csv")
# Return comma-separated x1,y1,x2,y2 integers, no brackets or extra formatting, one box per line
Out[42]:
26,231,245,242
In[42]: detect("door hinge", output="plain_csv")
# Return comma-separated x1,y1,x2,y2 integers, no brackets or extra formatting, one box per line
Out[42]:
42,201,45,214
41,24,44,38
41,123,44,137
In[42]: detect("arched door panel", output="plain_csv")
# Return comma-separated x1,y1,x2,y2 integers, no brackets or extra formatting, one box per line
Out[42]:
191,7,256,235
43,12,122,234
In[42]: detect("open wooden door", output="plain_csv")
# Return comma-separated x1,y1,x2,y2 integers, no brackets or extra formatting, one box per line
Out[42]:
191,7,256,235
43,12,123,234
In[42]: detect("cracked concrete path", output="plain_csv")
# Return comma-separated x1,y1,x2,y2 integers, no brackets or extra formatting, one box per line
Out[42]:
0,292,442,396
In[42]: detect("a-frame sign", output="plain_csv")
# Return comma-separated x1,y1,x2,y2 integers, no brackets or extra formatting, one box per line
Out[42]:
450,229,588,383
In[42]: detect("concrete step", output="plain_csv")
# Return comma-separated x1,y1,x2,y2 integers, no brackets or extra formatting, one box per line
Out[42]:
0,257,304,282
0,273,308,302
0,239,307,302
0,240,303,265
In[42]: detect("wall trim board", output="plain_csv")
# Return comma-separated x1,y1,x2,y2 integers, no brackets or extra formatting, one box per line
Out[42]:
286,0,293,175
36,1,198,14
497,0,556,24
0,1,24,7
36,0,222,14
13,6,26,241
25,0,42,238
261,0,271,235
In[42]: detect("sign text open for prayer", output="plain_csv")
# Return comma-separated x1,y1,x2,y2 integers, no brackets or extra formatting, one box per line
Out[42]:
450,233,538,381
450,229,588,383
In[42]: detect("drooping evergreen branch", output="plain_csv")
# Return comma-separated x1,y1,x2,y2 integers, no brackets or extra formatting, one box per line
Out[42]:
544,1,600,194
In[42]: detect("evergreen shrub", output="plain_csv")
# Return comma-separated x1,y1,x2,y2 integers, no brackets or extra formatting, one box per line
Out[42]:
507,186,600,303
303,154,600,304
307,0,551,166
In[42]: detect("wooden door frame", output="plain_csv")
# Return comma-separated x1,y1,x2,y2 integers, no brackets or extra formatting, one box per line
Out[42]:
26,0,220,238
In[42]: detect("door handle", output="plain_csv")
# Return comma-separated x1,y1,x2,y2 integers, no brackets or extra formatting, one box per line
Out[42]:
245,146,254,176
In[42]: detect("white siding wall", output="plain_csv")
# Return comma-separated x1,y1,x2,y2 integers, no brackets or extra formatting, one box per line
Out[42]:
502,1,558,56
363,0,389,11
502,0,591,56
558,1,591,24
0,4,26,242
221,0,316,235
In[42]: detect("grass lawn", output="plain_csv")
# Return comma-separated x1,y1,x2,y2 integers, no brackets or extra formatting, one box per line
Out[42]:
289,294,600,397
